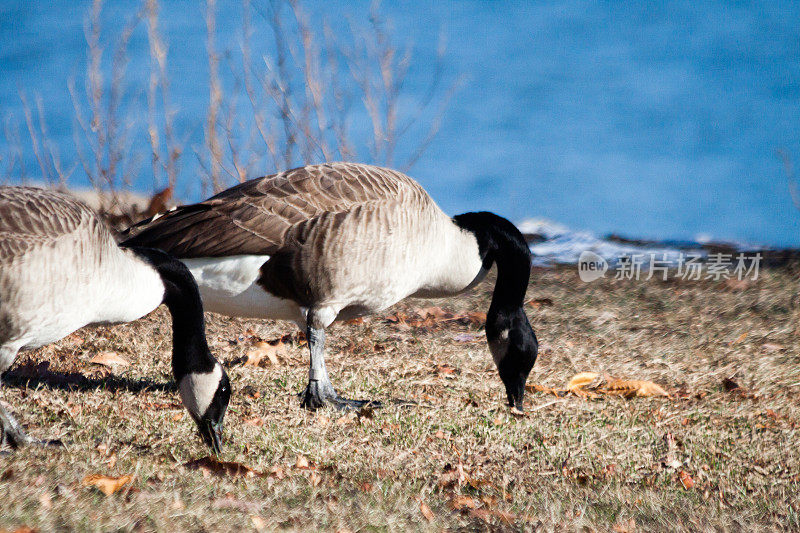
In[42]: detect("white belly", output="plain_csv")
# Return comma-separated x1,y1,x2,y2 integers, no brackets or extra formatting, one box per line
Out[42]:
182,256,305,325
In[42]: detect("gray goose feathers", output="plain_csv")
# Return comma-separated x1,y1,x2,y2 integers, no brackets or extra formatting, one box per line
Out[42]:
124,162,538,411
0,186,230,452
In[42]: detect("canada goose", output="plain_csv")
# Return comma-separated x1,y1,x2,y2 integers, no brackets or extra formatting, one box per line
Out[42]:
0,186,230,452
123,162,537,411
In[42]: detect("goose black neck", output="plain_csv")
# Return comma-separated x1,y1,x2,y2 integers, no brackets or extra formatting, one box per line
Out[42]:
129,247,216,381
453,212,531,314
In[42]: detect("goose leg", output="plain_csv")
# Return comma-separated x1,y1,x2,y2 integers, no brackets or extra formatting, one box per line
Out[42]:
0,401,37,449
0,377,59,450
0,377,38,449
299,325,380,411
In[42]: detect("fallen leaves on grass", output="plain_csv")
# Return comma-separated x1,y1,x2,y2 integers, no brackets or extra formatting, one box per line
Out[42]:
526,297,554,309
434,364,457,375
243,340,287,367
88,351,130,369
448,495,478,510
567,372,600,392
438,463,468,489
82,474,133,496
384,307,486,331
529,372,670,399
605,378,670,398
183,456,262,478
729,332,748,346
419,500,435,522
679,470,695,489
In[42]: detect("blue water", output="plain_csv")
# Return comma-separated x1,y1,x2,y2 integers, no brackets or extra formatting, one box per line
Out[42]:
2,1,799,246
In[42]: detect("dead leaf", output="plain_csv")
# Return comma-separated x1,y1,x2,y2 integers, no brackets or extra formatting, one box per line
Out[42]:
244,341,286,367
144,186,173,218
605,379,670,398
679,470,695,489
89,351,130,369
416,306,451,319
460,311,487,326
308,471,322,486
448,495,478,510
250,515,267,532
567,372,599,392
527,297,554,309
295,455,310,469
532,372,670,399
82,474,133,496
730,332,748,346
419,500,434,522
183,456,261,478
434,364,457,375
480,495,497,508
268,466,285,479
438,463,468,488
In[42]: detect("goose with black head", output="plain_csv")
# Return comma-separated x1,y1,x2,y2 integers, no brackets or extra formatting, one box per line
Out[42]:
0,186,230,452
123,162,537,411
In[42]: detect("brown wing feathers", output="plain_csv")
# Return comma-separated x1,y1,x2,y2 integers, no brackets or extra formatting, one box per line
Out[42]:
122,163,432,259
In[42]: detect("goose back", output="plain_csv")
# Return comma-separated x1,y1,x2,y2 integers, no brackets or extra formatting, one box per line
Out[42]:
124,163,486,318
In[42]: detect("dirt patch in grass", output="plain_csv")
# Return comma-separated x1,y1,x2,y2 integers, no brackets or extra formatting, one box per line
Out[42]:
1,267,799,531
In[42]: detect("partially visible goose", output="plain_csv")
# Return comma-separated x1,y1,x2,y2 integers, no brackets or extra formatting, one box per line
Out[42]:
0,186,230,452
123,162,537,411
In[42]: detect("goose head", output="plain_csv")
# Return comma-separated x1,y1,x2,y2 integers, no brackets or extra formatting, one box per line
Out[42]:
178,362,231,454
454,211,538,411
486,306,537,411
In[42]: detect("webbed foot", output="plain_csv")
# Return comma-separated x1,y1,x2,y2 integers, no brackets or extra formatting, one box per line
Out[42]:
299,380,381,411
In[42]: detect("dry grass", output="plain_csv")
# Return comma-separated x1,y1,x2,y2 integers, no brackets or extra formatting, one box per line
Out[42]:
1,267,799,531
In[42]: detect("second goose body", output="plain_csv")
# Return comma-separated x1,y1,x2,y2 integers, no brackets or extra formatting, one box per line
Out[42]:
0,186,230,451
124,163,537,410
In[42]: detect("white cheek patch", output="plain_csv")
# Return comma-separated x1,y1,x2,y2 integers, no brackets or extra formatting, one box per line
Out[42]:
178,364,222,419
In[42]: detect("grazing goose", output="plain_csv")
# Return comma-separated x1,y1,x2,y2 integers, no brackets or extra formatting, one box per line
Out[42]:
0,186,230,452
123,162,537,411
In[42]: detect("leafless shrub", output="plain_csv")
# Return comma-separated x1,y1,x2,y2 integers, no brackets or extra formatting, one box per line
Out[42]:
3,0,458,201
145,0,181,194
68,0,144,214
